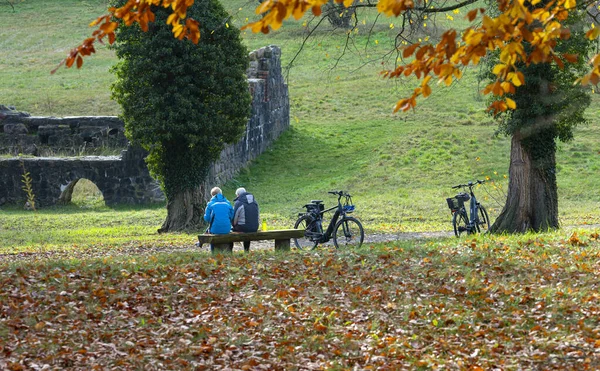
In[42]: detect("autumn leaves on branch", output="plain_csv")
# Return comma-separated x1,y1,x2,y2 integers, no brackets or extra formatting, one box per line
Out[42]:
52,0,200,74
58,0,600,114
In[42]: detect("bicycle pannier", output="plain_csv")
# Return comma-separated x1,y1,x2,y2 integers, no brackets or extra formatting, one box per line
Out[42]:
305,203,324,213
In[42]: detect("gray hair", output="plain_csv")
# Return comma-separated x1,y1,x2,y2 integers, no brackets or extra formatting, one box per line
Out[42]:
235,187,246,196
210,187,222,196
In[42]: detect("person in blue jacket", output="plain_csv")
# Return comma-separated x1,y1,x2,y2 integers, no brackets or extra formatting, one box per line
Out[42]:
203,187,234,252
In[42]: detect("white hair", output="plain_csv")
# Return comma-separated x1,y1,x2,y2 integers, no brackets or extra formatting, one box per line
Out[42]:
235,187,246,196
210,187,222,196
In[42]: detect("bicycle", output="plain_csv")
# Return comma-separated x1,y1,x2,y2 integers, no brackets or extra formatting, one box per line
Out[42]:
293,191,365,250
446,180,491,237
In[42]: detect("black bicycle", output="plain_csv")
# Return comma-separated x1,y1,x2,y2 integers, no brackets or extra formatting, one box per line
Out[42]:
293,191,365,250
446,180,490,237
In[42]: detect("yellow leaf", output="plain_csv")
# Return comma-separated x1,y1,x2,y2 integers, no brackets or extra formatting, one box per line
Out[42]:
565,0,576,8
506,98,516,109
492,64,506,75
586,28,600,40
444,75,452,86
256,0,271,14
512,72,525,86
166,12,178,26
581,73,591,85
501,82,514,94
422,84,432,97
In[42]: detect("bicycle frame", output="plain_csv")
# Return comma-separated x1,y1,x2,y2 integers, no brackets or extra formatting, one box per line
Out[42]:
466,187,480,233
451,180,484,235
309,195,348,243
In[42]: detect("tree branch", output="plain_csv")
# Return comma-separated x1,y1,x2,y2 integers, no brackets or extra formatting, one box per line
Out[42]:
5,0,15,11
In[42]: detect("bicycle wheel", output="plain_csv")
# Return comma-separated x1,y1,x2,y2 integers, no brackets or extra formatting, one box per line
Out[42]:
452,210,469,237
333,217,364,249
293,214,319,250
477,204,490,233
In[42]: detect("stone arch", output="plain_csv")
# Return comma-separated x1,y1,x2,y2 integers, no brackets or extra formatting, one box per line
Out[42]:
58,178,105,205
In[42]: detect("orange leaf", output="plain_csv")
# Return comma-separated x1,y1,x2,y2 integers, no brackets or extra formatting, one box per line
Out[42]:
66,56,75,68
403,43,420,58
314,322,328,332
100,21,118,34
312,5,322,16
563,53,578,63
76,55,83,69
467,9,478,21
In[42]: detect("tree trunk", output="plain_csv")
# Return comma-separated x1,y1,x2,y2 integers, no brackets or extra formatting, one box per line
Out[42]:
158,185,206,233
490,131,559,233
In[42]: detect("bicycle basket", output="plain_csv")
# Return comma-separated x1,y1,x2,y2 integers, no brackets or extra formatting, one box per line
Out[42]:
446,192,469,212
446,197,461,211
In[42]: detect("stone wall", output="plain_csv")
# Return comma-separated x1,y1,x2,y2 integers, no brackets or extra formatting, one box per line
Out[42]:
0,107,128,156
0,45,289,207
0,147,163,206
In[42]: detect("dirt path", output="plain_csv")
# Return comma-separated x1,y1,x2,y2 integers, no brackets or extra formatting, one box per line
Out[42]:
2,225,598,265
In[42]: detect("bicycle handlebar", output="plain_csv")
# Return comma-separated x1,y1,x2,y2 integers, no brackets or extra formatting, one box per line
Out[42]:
328,190,351,197
451,179,485,189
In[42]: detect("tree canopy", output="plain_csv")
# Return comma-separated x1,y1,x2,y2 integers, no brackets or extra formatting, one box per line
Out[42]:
60,0,600,116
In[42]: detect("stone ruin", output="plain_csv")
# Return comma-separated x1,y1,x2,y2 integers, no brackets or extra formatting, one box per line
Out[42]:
0,45,289,207
0,109,127,157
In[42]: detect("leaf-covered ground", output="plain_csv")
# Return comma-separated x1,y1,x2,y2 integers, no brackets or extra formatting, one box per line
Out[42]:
1,232,600,370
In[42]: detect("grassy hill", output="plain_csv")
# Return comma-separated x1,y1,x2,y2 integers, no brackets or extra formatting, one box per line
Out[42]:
1,0,600,252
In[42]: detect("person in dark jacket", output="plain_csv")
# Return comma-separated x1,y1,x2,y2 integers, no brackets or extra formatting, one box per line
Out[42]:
203,187,234,252
232,187,260,252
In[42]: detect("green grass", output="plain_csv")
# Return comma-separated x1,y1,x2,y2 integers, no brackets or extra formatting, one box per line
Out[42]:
0,204,193,254
1,0,600,253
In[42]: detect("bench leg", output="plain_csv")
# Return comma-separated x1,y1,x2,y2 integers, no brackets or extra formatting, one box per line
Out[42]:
274,239,290,252
212,243,233,254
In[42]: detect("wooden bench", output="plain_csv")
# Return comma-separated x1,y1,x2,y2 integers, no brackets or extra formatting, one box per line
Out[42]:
197,229,305,254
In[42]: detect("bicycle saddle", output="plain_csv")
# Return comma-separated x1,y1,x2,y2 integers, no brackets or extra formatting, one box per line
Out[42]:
310,200,323,204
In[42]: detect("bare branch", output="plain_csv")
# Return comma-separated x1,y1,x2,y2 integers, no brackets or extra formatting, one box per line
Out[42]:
5,0,15,11
284,14,330,79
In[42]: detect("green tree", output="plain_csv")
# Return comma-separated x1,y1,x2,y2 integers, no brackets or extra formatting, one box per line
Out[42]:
486,10,593,233
111,0,251,232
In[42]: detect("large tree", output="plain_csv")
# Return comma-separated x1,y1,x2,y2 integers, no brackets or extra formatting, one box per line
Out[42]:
110,0,251,232
486,12,592,232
